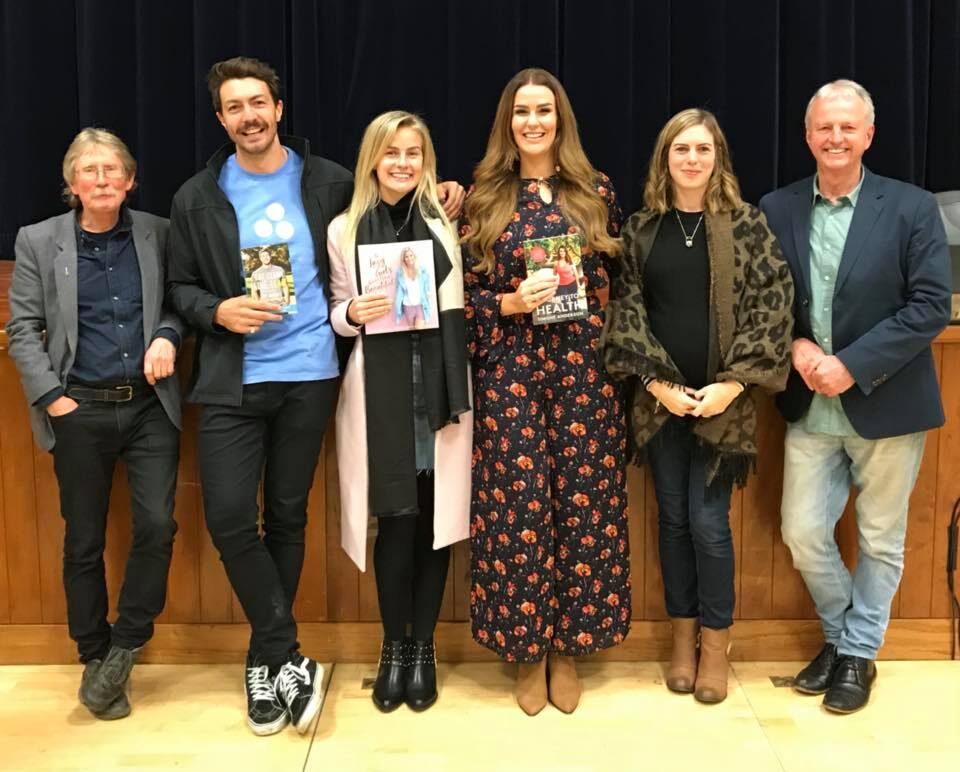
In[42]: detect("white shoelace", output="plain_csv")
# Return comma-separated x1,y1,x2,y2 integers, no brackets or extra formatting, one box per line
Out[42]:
275,660,311,705
246,665,278,702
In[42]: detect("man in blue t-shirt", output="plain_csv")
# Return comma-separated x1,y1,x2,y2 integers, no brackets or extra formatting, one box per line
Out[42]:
166,56,463,736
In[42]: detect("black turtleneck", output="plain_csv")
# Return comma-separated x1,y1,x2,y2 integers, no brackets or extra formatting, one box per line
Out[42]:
384,191,416,242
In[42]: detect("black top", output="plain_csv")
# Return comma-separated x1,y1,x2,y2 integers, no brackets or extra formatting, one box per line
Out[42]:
643,210,710,389
384,191,416,240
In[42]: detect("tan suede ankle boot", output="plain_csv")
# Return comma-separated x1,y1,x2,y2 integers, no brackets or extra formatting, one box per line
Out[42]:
547,652,581,713
666,616,699,693
695,626,731,704
515,657,548,715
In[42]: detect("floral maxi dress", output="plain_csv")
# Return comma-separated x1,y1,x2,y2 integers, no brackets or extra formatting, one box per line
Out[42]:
464,175,631,662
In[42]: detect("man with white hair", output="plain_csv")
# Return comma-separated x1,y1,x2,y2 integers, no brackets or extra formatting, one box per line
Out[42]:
760,79,951,713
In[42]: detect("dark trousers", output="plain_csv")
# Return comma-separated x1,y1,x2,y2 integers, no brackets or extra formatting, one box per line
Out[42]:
374,473,450,641
51,393,179,663
198,379,337,665
646,416,735,630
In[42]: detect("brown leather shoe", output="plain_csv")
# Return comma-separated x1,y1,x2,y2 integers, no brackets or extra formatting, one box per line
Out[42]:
665,616,700,693
695,626,731,704
515,657,548,716
547,652,581,713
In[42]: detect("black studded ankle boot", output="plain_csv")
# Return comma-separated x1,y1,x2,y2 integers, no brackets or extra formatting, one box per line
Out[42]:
372,638,407,712
404,639,438,711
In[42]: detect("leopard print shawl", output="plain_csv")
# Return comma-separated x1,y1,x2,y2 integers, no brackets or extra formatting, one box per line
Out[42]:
600,205,794,486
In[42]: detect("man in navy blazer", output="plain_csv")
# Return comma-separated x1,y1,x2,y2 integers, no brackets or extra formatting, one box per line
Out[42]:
760,80,951,714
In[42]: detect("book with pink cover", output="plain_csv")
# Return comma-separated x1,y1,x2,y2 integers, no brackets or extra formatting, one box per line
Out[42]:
357,239,438,334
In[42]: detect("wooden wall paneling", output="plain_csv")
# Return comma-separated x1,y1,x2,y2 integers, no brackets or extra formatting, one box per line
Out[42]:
739,394,783,618
104,462,133,619
33,444,66,623
323,430,360,621
625,462,645,626
161,404,201,622
642,466,666,619
293,440,329,622
0,381,9,623
451,541,471,622
931,344,960,618
0,358,43,622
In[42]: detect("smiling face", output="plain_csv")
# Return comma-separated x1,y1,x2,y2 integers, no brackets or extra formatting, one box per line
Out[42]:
69,145,134,217
667,123,716,205
511,84,557,166
375,126,424,205
216,77,283,160
805,94,874,177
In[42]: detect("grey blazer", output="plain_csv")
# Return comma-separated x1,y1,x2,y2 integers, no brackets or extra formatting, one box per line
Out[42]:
5,209,184,450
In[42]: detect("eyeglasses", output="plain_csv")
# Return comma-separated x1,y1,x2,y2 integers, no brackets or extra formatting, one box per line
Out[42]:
76,164,128,180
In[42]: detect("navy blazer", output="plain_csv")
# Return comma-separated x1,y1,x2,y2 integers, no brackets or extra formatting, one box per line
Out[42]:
759,169,951,439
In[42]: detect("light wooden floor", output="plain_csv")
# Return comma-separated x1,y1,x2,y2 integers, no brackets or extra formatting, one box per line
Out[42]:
1,660,958,771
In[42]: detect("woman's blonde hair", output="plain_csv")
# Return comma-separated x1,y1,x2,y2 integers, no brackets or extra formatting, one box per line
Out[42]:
341,111,451,248
462,68,621,274
61,128,137,209
643,108,743,215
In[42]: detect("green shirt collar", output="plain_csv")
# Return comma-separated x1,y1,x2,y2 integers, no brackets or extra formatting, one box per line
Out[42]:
813,168,865,208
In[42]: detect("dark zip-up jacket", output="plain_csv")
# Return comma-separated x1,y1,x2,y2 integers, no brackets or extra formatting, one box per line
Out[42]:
166,136,353,405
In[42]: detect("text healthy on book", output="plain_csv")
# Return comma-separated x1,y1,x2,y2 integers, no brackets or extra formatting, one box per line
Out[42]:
523,233,588,325
358,239,439,335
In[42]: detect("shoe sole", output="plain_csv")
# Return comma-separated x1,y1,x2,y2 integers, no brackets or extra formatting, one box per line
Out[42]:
793,683,829,695
247,712,290,736
294,685,324,733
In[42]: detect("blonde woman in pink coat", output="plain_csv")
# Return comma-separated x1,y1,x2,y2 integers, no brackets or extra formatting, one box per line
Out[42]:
327,111,472,713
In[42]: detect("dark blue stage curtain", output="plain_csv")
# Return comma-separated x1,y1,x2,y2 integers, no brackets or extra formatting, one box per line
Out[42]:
1,0,958,257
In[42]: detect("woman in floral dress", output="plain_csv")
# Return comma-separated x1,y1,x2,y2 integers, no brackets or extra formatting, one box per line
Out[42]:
461,68,630,715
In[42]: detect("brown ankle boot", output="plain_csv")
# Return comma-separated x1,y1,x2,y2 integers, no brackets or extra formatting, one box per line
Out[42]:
666,616,699,693
695,626,731,704
515,657,548,715
547,652,581,713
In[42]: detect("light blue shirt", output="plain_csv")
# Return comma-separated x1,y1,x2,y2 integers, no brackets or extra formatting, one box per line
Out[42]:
218,149,339,385
797,171,864,436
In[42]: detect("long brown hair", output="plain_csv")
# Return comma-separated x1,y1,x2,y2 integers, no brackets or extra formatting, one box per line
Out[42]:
643,108,743,214
462,68,621,274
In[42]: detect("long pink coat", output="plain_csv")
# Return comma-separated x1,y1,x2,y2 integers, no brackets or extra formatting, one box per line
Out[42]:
327,212,473,571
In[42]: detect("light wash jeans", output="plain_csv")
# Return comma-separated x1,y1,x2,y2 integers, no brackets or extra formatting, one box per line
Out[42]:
780,423,926,659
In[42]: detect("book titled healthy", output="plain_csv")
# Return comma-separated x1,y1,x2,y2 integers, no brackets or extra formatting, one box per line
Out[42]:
523,233,588,325
357,239,438,335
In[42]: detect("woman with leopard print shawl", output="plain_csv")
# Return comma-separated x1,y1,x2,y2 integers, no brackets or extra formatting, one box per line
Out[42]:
601,108,793,704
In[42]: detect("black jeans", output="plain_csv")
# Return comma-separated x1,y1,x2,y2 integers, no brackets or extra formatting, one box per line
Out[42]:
646,416,735,629
51,392,179,663
374,473,451,641
198,379,337,665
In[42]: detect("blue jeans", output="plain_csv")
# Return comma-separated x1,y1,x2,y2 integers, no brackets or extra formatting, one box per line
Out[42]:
780,423,926,659
646,416,735,629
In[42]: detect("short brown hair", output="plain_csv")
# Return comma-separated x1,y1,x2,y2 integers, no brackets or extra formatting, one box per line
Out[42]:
61,128,137,209
206,56,280,113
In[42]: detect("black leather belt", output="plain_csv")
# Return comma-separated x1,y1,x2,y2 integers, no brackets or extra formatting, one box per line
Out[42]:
66,384,141,402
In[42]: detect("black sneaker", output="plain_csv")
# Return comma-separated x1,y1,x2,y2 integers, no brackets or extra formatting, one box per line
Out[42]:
78,659,131,720
274,653,324,734
78,646,137,714
245,659,289,736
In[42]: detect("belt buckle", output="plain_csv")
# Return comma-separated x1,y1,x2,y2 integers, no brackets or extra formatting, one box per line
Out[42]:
115,385,134,402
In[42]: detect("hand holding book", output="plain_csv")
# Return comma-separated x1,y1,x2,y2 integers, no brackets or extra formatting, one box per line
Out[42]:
501,272,559,315
347,293,392,325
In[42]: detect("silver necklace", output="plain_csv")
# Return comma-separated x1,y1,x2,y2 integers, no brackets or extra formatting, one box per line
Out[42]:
393,203,414,237
674,209,704,248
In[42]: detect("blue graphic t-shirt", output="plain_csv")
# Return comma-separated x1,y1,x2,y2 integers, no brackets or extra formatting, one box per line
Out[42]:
218,149,339,384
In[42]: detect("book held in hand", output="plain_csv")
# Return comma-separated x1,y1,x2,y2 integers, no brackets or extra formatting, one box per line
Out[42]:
241,243,298,314
357,239,438,335
523,233,588,325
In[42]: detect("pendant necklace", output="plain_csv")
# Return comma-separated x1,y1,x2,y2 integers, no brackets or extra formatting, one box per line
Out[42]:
535,164,562,205
393,203,414,238
674,208,704,248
